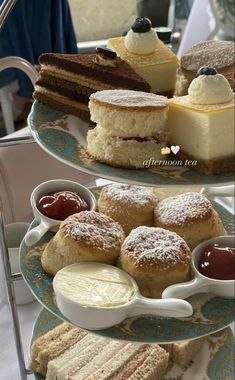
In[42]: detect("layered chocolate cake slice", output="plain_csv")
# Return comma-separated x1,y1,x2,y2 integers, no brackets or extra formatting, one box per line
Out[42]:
34,48,151,121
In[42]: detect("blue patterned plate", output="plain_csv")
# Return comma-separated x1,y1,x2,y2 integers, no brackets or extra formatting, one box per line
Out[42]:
20,189,235,344
31,308,234,380
28,101,234,187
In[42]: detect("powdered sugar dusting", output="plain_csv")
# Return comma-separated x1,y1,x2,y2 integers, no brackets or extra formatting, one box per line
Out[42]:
61,211,124,250
101,184,158,207
154,192,212,226
122,226,190,270
181,40,234,71
90,89,168,109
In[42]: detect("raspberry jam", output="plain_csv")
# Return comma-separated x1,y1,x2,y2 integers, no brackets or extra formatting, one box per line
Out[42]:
37,191,89,220
198,244,235,280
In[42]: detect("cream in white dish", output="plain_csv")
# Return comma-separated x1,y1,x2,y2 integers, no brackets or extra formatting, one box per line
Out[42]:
54,263,136,308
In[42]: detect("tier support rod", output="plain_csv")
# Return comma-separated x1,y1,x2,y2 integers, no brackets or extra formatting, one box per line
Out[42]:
0,213,32,379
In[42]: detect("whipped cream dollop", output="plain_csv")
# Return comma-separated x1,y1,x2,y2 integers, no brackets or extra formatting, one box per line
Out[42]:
125,28,159,54
188,74,233,105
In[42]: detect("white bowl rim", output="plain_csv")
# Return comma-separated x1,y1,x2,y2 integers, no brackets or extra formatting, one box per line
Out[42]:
53,262,140,311
30,179,97,223
191,235,235,284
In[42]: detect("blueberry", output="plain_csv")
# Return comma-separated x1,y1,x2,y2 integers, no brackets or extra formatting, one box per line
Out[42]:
132,17,152,33
196,66,218,77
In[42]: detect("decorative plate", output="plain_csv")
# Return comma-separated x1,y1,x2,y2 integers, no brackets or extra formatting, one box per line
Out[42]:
20,190,235,344
28,100,234,187
31,308,234,380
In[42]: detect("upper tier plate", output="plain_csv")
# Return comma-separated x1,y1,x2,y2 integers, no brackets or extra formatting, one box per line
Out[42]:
28,101,234,187
31,308,234,380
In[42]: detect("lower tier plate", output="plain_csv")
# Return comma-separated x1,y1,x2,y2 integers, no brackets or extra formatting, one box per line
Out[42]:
31,308,234,380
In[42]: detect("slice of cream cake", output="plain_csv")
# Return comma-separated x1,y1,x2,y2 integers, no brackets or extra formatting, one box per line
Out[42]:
34,48,150,121
108,17,178,96
167,66,234,175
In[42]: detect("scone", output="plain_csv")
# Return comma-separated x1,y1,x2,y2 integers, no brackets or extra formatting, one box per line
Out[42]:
154,192,227,250
87,89,168,168
98,184,158,235
167,67,234,175
119,226,191,298
41,211,125,276
175,40,234,96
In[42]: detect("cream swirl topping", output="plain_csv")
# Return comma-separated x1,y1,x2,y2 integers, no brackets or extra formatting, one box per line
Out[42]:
188,74,233,105
124,28,159,55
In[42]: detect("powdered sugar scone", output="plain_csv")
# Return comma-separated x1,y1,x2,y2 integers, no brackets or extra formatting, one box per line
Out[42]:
98,184,158,235
87,89,168,168
154,192,227,250
119,226,191,298
41,211,125,276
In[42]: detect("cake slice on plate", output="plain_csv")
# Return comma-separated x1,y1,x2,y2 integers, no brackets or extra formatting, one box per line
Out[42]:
175,40,234,96
108,17,178,96
167,66,234,175
33,48,150,121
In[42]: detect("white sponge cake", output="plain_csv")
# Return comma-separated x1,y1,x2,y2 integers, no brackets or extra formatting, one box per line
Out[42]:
87,89,168,168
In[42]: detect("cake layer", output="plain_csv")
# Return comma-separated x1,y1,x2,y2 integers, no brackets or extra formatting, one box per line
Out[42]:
34,88,90,121
36,76,93,105
134,62,177,94
108,38,178,93
167,100,234,161
39,53,151,92
87,127,165,168
89,91,168,138
169,95,234,113
108,38,178,68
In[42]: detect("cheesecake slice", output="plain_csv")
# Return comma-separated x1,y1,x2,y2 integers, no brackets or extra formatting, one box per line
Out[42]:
108,17,178,96
167,67,234,175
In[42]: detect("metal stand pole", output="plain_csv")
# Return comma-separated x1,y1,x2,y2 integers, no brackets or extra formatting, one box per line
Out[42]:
0,213,32,379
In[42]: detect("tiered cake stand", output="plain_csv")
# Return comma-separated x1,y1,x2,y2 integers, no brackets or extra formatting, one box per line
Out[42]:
0,101,234,379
